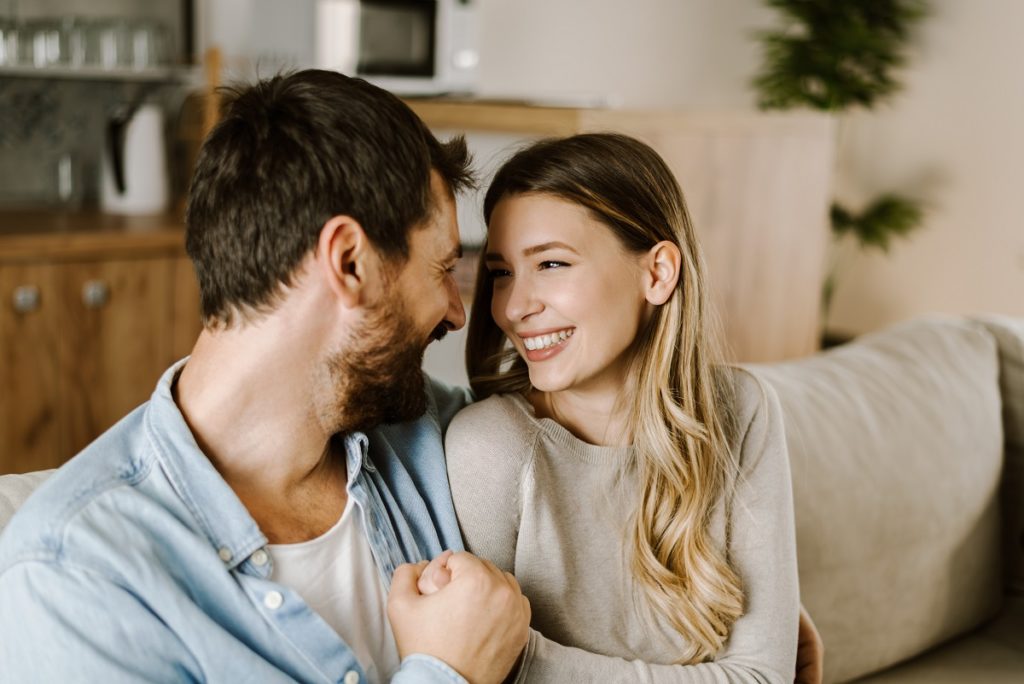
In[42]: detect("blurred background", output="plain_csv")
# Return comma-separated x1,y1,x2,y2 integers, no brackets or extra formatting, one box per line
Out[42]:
1,0,1022,470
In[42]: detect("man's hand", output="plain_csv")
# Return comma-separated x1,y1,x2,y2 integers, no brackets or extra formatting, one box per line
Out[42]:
795,604,824,684
388,551,531,684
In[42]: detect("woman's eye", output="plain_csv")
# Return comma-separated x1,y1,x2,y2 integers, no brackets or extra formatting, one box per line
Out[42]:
539,261,569,270
487,268,512,279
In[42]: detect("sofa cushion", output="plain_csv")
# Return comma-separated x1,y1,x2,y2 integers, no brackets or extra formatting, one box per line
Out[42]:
854,596,1024,684
0,470,55,534
749,317,1004,683
973,314,1024,596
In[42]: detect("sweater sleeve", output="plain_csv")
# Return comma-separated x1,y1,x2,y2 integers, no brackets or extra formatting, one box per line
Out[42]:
444,397,536,573
513,370,800,684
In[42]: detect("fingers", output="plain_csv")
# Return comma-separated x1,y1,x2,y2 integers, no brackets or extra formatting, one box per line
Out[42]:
503,570,520,590
418,552,454,595
390,561,428,600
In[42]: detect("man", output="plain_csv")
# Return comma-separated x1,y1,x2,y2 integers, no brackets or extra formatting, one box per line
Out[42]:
0,70,528,683
0,70,822,683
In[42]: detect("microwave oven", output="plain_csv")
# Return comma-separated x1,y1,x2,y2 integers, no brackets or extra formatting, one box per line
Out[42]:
315,0,479,96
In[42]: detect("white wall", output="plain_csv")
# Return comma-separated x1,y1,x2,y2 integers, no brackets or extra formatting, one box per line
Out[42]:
474,0,1024,336
826,0,1024,333
476,0,771,109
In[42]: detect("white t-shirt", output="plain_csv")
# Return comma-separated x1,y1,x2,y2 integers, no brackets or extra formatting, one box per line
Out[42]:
268,496,401,683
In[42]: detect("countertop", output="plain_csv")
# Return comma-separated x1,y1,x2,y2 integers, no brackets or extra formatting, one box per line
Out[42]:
0,210,187,262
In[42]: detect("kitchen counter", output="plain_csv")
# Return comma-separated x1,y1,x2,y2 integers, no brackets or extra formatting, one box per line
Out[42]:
0,210,187,262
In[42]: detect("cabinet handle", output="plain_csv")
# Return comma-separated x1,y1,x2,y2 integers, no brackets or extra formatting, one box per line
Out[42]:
12,285,41,313
82,280,110,309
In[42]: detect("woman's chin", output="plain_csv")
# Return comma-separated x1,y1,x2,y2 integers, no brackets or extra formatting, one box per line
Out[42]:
527,372,571,395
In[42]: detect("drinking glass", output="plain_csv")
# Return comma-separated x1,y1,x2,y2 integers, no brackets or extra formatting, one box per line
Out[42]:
24,18,67,67
128,19,169,70
0,17,20,66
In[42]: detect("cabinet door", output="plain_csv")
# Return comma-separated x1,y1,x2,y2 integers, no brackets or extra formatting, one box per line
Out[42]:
58,257,176,458
171,255,202,361
0,263,62,473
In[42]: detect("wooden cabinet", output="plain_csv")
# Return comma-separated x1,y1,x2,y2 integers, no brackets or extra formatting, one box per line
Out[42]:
0,213,202,474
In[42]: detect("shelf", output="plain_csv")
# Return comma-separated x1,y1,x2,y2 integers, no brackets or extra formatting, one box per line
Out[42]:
0,64,200,84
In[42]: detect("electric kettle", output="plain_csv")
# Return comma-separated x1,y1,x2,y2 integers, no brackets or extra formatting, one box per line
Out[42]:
100,102,169,215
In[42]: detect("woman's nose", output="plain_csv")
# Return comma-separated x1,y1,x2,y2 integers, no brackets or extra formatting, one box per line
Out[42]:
504,276,542,322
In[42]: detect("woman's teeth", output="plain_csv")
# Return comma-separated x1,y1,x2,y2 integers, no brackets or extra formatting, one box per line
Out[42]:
523,329,574,351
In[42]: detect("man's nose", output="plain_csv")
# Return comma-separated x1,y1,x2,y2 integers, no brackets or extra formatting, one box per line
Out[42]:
444,280,467,331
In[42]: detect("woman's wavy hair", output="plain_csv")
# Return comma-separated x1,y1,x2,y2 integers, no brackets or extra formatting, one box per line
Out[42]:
466,133,743,663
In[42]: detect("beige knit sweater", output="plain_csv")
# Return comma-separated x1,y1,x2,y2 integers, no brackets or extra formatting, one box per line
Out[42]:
445,368,799,683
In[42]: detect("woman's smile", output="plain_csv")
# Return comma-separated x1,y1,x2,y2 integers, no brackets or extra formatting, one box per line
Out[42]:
520,327,575,361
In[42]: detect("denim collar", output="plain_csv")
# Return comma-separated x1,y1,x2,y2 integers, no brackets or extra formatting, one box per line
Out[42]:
142,358,371,570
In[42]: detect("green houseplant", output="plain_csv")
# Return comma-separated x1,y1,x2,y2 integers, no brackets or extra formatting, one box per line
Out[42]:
752,0,929,331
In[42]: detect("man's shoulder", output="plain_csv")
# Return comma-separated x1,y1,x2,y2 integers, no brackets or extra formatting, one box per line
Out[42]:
424,373,473,430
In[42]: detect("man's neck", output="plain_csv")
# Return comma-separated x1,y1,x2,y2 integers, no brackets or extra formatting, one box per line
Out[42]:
175,323,348,543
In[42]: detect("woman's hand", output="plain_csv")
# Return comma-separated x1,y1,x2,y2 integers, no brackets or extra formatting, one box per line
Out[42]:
795,605,824,684
416,549,454,595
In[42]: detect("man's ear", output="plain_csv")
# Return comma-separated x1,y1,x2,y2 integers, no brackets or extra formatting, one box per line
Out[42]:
643,241,682,306
316,215,380,309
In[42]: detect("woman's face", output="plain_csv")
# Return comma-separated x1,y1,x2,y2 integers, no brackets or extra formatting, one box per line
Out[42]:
485,193,650,397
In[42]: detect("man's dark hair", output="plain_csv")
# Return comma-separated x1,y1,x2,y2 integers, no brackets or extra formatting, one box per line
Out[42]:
185,69,473,327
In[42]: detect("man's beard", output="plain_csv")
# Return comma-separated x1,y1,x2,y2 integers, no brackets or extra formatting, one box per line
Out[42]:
318,299,433,435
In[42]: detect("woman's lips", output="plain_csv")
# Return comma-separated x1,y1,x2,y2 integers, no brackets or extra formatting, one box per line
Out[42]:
520,328,574,362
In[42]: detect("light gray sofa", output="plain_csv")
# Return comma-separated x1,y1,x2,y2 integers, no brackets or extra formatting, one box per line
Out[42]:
1,315,1022,683
750,315,1024,683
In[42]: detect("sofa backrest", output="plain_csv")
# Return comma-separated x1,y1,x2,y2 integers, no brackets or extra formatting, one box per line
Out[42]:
0,470,55,534
750,317,1007,683
973,314,1024,596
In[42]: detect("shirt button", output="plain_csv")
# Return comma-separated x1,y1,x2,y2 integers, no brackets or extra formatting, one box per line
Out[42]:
343,671,360,684
251,549,269,566
264,591,283,610
218,547,232,562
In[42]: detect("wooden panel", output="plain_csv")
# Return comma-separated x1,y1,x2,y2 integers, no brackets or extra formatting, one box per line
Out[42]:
0,263,62,473
406,100,583,136
57,257,175,457
581,114,835,362
170,255,202,361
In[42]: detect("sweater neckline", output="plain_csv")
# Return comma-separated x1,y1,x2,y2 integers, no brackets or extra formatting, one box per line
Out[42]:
504,392,633,465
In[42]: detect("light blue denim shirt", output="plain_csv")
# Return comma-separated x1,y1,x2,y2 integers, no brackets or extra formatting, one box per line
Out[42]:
0,359,472,683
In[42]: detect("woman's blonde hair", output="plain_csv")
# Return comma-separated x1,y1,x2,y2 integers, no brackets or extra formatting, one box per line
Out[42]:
466,133,743,663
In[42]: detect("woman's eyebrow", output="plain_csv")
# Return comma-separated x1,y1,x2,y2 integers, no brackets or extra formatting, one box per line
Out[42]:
486,242,579,262
523,241,579,256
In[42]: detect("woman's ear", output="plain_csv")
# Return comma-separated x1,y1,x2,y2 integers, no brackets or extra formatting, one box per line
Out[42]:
317,215,378,309
643,241,681,306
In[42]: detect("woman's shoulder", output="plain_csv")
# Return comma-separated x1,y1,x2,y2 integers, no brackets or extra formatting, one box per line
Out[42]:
722,366,786,468
445,393,541,466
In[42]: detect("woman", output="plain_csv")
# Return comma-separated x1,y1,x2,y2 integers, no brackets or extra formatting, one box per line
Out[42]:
441,133,802,681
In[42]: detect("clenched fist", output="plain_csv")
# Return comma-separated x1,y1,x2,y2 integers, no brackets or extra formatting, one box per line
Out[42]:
388,551,531,684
